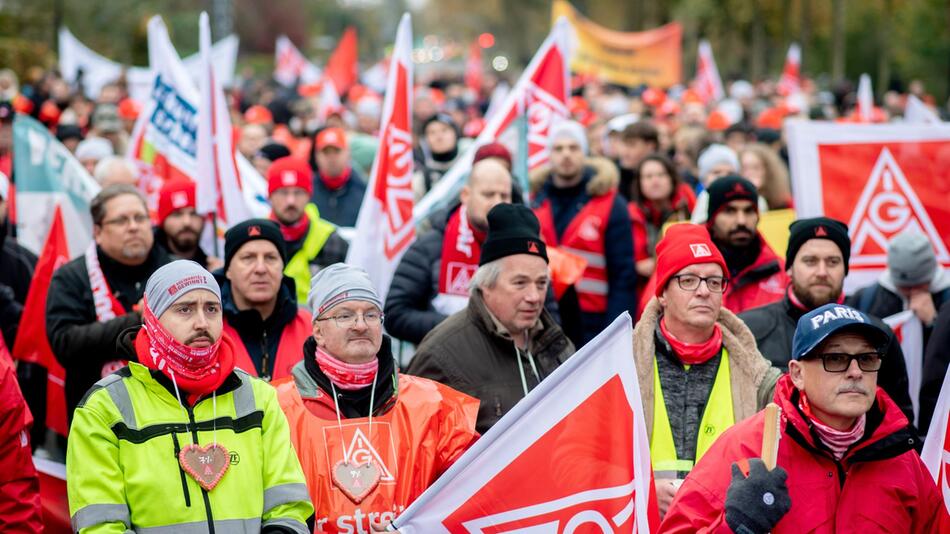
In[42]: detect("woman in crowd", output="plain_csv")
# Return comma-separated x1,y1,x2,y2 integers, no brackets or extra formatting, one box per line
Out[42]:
739,143,793,210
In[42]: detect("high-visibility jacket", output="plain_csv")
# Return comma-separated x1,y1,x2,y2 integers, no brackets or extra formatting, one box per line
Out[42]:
534,191,616,313
67,362,313,533
650,350,735,479
274,362,479,533
284,203,337,304
225,308,312,382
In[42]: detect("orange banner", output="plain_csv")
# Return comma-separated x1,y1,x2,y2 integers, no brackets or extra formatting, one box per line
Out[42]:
552,0,682,87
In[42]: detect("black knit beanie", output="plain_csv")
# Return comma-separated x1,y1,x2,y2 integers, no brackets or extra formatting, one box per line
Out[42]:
224,219,287,271
785,217,851,273
479,204,548,266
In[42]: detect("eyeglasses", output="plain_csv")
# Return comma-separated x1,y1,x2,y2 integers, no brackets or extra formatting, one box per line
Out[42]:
101,214,150,228
316,311,384,328
803,352,883,373
671,274,728,293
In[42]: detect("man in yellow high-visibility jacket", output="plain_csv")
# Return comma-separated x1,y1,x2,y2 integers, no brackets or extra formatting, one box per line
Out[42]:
631,224,781,519
67,260,314,533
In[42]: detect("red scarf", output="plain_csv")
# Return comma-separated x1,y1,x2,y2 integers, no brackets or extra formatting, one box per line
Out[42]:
438,206,486,296
787,285,845,312
136,306,234,405
271,210,310,243
659,317,723,365
799,391,866,460
315,347,378,391
319,167,352,191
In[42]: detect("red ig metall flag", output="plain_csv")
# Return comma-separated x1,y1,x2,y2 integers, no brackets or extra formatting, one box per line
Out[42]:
921,370,950,513
414,17,573,221
345,13,414,300
393,313,660,533
274,35,322,87
694,39,724,104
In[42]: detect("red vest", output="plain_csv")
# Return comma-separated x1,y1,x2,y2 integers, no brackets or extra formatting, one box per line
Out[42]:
224,308,312,381
534,191,616,313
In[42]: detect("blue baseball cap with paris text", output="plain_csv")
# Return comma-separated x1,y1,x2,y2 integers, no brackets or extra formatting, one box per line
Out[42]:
792,303,889,360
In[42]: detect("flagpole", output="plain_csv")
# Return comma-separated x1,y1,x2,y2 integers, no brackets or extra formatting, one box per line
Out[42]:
211,212,221,258
516,91,530,203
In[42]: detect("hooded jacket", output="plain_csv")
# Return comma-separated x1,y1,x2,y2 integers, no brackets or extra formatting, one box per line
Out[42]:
739,293,915,423
407,289,574,434
660,374,948,533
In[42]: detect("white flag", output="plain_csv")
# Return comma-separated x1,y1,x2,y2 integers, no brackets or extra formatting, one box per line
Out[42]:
695,40,725,104
883,310,924,426
921,370,950,513
274,35,322,87
393,313,658,532
345,13,414,300
905,94,942,124
858,73,874,123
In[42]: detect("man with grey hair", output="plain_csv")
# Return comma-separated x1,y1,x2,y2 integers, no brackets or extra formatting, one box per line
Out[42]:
409,204,574,433
93,156,139,187
46,184,170,419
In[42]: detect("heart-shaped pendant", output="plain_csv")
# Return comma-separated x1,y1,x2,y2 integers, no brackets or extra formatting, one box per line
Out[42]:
332,460,381,503
179,443,230,491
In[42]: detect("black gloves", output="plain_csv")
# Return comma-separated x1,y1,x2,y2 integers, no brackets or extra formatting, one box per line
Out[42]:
725,458,791,534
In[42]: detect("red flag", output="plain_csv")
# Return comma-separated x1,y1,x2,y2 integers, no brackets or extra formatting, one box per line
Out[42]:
12,205,70,436
465,41,483,95
325,27,359,98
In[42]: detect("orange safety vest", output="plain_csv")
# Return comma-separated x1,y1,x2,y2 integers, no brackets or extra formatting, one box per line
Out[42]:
534,191,616,313
223,308,312,381
274,371,479,533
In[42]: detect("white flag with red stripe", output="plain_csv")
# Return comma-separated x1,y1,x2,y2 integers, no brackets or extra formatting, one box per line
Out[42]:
777,43,802,96
345,13,414,300
393,313,659,533
414,17,573,221
921,370,950,513
694,39,724,104
883,310,924,426
196,11,251,247
274,35,322,87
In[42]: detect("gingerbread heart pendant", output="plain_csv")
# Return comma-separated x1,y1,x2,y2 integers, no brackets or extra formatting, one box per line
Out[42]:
332,460,381,503
179,443,230,491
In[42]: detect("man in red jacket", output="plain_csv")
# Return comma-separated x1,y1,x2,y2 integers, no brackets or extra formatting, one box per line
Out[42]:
705,175,787,314
661,303,948,533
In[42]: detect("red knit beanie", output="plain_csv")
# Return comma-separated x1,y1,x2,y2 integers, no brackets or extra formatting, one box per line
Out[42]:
157,179,196,225
267,157,314,196
654,223,729,297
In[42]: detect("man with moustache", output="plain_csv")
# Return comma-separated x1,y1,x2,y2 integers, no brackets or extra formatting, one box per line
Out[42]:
705,176,787,314
47,185,171,418
153,179,219,269
740,217,914,420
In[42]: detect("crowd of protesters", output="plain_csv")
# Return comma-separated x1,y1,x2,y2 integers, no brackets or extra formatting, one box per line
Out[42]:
0,56,948,532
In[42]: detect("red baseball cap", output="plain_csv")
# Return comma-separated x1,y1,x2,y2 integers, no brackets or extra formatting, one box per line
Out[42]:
267,157,313,196
244,105,273,125
157,179,197,225
315,127,348,151
654,224,729,297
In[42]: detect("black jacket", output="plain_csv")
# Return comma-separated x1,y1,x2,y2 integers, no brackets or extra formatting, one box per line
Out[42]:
310,166,367,227
407,290,574,434
919,298,950,435
0,228,36,347
385,204,561,345
46,244,170,418
215,271,301,380
739,294,915,423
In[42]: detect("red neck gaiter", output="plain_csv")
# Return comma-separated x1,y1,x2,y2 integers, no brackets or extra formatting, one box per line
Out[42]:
271,210,310,243
787,285,845,312
315,347,378,391
136,307,234,405
659,317,723,365
320,167,352,191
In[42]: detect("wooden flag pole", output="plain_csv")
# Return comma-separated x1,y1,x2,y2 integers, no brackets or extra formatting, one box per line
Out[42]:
762,403,781,470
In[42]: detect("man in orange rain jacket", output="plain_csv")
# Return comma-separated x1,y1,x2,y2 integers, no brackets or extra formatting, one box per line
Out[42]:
273,263,479,533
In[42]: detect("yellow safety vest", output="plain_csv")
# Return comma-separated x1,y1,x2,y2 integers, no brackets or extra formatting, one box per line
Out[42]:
650,349,735,477
284,203,336,304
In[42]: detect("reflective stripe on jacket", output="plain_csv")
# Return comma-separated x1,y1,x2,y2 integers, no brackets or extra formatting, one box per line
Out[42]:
67,363,313,533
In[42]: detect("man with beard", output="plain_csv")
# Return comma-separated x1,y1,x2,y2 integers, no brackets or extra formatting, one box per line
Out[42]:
47,185,170,419
153,179,219,269
740,217,914,420
705,176,787,314
267,157,348,305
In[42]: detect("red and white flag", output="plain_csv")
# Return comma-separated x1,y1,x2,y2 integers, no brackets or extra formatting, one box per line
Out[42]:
921,370,950,513
787,121,950,292
317,78,343,124
694,39,724,104
465,41,483,96
12,205,70,437
414,17,572,221
274,35,322,87
883,310,923,426
777,43,801,96
904,94,942,124
393,313,659,533
345,13,414,299
196,11,251,249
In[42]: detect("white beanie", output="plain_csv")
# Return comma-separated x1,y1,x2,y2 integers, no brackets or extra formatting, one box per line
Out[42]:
75,137,114,161
697,144,739,180
548,119,589,156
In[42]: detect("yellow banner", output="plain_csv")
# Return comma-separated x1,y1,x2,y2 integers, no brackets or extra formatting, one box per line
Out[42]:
552,0,682,88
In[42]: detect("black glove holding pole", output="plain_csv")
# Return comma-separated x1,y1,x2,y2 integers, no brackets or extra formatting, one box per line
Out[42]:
724,458,791,534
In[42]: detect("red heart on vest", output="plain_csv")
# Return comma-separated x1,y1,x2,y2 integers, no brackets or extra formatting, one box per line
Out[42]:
178,443,230,491
332,460,381,504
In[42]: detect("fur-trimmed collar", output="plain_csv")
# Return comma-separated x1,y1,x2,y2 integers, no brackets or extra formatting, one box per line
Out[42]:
528,156,619,197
